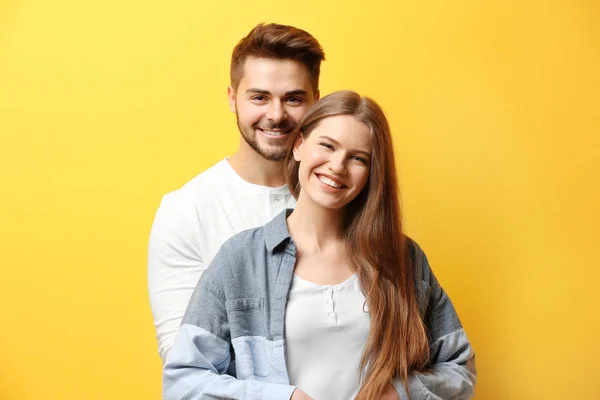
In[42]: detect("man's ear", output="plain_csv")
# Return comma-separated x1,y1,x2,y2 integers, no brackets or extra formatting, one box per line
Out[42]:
315,89,320,101
227,86,236,113
293,134,304,162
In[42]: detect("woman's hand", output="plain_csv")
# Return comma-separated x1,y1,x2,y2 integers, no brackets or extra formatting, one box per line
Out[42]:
291,388,313,400
380,383,401,400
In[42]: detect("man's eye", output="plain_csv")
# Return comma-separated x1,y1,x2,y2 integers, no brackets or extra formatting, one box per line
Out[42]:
252,96,266,101
287,97,301,103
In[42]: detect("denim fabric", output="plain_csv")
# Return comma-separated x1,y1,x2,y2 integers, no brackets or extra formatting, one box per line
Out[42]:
163,209,476,400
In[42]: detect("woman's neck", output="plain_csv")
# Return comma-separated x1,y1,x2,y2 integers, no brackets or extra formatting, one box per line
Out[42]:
286,192,345,254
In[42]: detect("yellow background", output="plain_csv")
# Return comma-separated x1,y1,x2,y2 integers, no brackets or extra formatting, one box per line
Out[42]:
1,0,598,399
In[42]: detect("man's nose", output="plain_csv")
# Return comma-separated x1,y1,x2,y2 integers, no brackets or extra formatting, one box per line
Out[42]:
266,101,287,123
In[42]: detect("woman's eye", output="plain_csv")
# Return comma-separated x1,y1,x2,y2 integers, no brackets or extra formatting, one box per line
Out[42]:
351,155,367,164
319,143,333,150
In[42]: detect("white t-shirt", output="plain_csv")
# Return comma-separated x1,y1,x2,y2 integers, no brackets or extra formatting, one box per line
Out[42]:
148,159,295,363
285,273,371,400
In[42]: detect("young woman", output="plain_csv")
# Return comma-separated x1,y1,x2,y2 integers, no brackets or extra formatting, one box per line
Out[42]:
163,91,476,400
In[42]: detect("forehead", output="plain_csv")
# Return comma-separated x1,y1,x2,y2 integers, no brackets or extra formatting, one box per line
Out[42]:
237,57,314,97
311,115,371,152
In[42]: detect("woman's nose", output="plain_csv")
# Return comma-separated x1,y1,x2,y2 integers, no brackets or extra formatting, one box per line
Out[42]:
328,155,347,175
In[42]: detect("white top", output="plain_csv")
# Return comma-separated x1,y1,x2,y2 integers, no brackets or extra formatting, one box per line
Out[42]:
148,159,295,363
285,273,371,400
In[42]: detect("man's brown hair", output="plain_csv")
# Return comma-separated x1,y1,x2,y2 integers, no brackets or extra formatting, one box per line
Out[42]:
230,23,325,94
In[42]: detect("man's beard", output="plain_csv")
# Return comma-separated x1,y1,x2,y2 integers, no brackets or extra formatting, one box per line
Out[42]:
237,116,295,162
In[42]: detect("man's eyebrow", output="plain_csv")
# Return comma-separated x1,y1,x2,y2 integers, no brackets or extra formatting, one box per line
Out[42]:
245,89,308,96
284,90,308,97
318,135,371,157
246,88,271,95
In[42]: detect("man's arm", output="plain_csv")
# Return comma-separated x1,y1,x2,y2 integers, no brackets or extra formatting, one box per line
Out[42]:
148,192,204,363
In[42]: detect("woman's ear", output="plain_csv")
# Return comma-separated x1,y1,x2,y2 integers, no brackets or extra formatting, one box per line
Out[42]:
292,135,304,162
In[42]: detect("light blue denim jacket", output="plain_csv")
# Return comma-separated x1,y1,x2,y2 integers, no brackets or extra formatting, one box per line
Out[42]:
163,210,476,399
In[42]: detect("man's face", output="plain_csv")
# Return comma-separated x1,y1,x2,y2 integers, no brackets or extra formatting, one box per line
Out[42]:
228,57,318,161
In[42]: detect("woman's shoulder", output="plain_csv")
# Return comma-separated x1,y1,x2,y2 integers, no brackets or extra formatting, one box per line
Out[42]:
199,227,265,289
405,236,433,283
218,210,292,259
208,226,275,298
224,225,267,248
214,226,269,266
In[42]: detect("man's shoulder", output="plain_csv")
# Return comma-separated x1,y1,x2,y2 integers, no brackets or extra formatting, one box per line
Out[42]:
151,160,231,229
179,159,230,194
161,159,230,205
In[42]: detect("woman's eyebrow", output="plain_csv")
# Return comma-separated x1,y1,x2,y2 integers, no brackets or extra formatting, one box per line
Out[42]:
318,135,371,157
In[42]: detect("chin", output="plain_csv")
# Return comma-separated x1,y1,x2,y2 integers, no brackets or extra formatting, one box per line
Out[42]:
312,197,351,211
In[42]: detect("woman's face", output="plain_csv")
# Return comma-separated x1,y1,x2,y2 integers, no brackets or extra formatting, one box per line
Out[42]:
293,115,372,210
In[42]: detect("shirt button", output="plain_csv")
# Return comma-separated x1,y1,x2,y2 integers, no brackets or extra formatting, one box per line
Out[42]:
273,195,282,202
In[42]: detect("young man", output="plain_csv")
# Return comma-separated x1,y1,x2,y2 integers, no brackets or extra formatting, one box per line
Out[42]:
148,23,325,364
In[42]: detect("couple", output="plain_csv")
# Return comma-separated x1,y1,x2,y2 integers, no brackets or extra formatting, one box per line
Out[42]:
149,23,476,400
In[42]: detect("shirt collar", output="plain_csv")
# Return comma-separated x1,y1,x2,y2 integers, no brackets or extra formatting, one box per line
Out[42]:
264,208,294,252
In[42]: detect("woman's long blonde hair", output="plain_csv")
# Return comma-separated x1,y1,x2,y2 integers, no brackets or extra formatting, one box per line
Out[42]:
285,90,429,399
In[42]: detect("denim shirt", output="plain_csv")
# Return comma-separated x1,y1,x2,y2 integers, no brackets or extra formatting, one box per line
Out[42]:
163,209,476,400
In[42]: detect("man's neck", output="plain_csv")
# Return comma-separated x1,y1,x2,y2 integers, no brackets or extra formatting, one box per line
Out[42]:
227,145,286,188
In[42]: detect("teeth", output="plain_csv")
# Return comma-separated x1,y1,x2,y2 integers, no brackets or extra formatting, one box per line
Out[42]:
319,175,343,189
262,130,285,137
